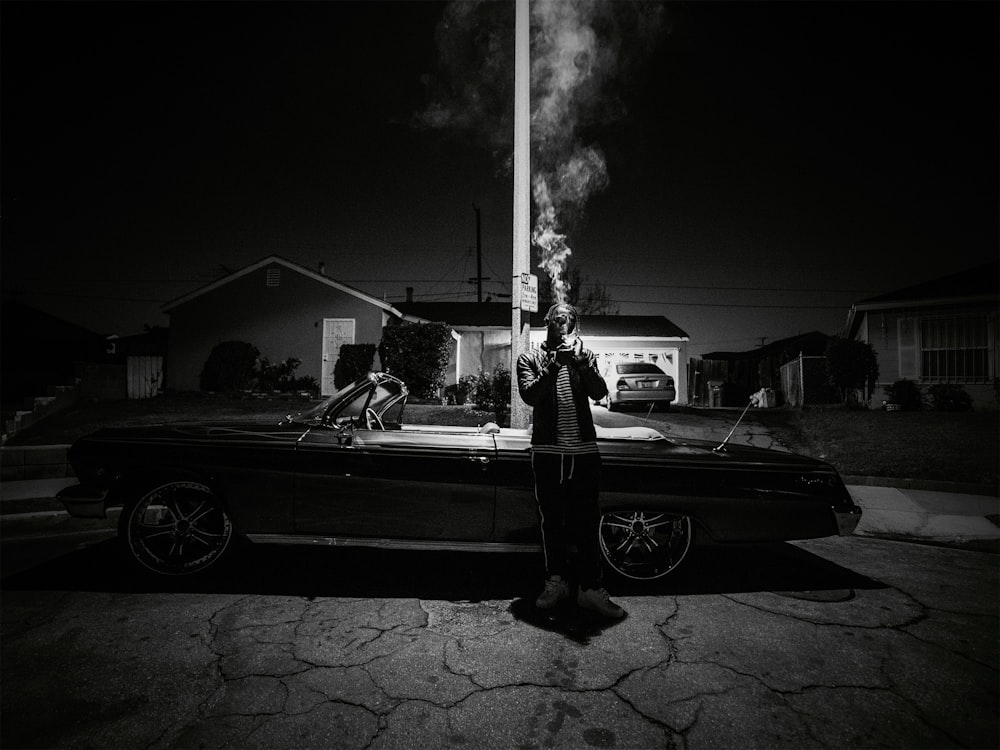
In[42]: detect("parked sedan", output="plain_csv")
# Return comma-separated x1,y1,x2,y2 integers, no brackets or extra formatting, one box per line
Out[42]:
58,373,861,582
603,362,676,411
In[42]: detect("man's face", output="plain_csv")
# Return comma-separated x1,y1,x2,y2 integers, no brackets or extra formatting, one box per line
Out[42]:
547,305,576,341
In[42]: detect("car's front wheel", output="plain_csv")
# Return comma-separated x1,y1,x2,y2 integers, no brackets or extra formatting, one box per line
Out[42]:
599,510,692,580
121,480,234,576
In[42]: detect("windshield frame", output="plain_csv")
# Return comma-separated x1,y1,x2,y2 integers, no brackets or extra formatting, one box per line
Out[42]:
285,373,408,427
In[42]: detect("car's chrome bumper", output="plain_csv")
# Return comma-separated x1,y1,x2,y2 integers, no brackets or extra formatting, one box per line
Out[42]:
833,503,863,535
56,484,109,519
610,391,676,403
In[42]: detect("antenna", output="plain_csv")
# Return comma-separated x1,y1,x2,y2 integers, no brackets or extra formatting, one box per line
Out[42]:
713,396,757,452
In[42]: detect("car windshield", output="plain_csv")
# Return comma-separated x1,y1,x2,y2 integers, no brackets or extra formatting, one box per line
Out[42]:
285,375,407,426
616,363,666,375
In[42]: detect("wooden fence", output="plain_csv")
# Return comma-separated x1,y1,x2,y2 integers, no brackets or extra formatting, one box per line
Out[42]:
126,356,164,399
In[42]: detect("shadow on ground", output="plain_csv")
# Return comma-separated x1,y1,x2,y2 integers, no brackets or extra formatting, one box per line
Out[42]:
1,538,886,602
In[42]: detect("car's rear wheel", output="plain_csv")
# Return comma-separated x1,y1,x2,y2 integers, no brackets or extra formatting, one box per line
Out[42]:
599,510,692,580
121,480,233,576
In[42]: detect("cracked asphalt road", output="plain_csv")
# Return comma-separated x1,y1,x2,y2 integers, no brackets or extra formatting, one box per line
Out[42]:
2,533,996,749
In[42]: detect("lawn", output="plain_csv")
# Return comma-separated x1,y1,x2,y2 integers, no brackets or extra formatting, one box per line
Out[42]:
756,407,999,486
5,393,998,487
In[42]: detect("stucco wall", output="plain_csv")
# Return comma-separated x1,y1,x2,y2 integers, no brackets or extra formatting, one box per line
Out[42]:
166,265,389,392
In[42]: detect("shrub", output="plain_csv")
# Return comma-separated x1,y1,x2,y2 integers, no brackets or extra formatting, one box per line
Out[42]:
468,364,511,425
334,344,377,389
257,356,318,395
444,375,476,405
200,341,260,392
884,378,924,410
378,322,453,400
928,383,973,412
825,337,879,407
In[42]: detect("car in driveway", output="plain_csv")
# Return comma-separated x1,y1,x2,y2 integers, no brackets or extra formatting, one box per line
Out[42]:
603,361,676,411
58,372,861,582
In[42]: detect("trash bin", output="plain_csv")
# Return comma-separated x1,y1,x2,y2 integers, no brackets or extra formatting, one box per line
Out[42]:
708,380,725,408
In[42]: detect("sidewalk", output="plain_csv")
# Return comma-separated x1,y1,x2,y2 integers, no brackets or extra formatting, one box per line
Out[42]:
2,476,997,550
848,483,998,549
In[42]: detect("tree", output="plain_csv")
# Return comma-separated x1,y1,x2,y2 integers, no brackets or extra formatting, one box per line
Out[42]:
536,265,619,315
825,337,879,407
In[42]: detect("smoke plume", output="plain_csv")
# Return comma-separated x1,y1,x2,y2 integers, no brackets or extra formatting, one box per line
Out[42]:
415,0,666,303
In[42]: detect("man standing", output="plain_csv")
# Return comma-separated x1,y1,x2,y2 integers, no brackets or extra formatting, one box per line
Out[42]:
516,302,625,619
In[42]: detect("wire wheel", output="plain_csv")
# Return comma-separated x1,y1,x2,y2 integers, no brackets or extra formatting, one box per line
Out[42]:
122,480,233,576
599,510,693,580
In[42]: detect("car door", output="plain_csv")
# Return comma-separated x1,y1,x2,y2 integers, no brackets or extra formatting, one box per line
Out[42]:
294,425,497,541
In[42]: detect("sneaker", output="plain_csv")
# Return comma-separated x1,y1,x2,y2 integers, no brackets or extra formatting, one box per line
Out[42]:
535,575,569,609
577,587,625,619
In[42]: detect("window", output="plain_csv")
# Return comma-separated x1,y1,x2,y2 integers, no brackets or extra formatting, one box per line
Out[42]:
616,363,666,375
920,316,991,382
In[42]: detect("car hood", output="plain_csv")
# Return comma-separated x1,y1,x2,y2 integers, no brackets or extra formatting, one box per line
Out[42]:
592,427,836,472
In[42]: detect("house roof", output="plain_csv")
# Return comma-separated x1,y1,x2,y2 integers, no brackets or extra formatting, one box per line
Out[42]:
702,331,829,360
396,302,511,327
162,255,402,315
398,302,689,339
569,315,689,339
845,260,998,338
854,261,998,307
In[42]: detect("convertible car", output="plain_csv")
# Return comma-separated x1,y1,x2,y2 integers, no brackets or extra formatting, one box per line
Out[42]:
59,372,862,581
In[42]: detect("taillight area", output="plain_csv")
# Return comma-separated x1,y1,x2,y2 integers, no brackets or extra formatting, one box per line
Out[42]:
616,379,630,391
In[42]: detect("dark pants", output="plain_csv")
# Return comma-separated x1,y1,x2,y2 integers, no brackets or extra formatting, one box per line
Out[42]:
531,451,603,590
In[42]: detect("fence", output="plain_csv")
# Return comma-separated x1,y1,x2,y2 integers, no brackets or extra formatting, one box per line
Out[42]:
780,354,838,407
127,356,164,399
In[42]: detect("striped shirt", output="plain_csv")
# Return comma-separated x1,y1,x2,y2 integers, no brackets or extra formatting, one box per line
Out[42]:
533,363,599,456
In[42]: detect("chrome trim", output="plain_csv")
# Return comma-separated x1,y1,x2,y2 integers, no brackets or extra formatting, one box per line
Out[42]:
834,504,863,536
244,534,541,553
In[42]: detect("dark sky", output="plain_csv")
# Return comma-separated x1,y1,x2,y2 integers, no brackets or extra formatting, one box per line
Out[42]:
2,1,997,356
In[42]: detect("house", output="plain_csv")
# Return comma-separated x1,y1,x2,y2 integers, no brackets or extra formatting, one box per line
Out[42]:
695,331,832,407
397,301,691,405
844,261,999,409
163,256,404,395
0,302,116,405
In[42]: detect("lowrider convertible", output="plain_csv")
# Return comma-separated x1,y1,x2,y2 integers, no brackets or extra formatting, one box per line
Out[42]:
59,373,862,581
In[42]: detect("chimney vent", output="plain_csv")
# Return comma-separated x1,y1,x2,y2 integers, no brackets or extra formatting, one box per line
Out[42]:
318,261,326,276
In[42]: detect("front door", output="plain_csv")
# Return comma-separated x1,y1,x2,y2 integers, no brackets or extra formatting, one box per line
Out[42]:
294,427,497,541
321,318,355,396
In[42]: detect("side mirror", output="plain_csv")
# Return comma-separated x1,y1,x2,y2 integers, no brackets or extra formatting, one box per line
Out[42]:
336,421,353,447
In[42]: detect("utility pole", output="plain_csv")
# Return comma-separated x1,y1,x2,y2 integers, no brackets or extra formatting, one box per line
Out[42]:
510,0,531,429
469,204,490,302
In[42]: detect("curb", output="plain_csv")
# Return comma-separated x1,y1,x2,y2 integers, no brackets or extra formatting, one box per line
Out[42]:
841,475,999,498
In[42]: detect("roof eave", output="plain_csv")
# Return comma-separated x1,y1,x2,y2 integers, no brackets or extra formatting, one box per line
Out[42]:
162,255,404,317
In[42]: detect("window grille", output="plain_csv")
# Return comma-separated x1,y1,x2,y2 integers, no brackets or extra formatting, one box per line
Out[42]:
920,315,990,382
266,268,280,287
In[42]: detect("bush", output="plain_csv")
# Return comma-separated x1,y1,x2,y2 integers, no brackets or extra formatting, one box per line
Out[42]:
825,337,879,407
444,376,476,405
468,364,511,425
884,378,924,410
928,383,973,412
378,322,453,400
257,357,318,395
334,344,377,389
200,341,260,392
